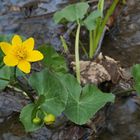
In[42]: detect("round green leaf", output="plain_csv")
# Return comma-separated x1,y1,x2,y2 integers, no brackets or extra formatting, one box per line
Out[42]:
29,69,68,116
20,104,43,132
53,2,89,23
84,10,102,31
61,74,115,124
38,45,68,73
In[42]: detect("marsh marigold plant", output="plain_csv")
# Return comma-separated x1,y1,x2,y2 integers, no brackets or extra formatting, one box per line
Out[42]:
0,35,44,73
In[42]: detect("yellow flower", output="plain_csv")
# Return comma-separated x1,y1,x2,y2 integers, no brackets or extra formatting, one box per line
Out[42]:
0,35,44,73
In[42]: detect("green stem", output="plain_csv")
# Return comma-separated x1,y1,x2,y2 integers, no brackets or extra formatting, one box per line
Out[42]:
75,22,81,84
14,67,17,81
101,0,119,30
60,35,69,53
90,0,119,58
89,31,93,59
96,0,119,49
0,77,10,81
92,30,97,58
71,31,88,57
43,111,48,116
79,40,88,58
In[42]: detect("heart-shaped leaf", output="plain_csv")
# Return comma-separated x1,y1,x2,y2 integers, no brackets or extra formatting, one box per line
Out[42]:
132,64,140,95
61,74,115,124
29,69,68,116
20,104,43,132
84,10,102,31
0,66,11,90
39,45,68,73
53,2,89,23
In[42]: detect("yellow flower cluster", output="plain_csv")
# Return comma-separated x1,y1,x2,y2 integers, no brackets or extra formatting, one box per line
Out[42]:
0,35,44,73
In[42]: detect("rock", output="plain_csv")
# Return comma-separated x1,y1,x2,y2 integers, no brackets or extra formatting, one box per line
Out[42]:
98,97,140,140
72,60,111,85
71,53,130,85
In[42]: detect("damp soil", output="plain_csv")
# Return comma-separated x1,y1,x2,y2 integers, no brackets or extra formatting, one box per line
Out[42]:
0,0,140,140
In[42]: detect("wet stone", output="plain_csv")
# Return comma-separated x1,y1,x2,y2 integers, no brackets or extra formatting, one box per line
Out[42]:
0,91,28,115
97,97,140,140
2,133,32,140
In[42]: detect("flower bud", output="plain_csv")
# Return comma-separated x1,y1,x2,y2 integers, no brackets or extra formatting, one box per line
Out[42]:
32,117,41,124
44,114,55,125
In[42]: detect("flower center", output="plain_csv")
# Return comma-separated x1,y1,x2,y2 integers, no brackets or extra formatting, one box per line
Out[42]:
16,49,27,60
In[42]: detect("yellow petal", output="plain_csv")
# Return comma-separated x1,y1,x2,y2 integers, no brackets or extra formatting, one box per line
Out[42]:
4,55,18,66
17,60,31,73
12,35,22,46
23,37,34,51
27,50,44,62
0,42,12,55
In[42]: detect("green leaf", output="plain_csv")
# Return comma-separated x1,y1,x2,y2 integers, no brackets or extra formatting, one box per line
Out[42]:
0,34,14,42
132,64,140,94
84,10,102,31
0,51,4,67
15,68,25,77
0,66,11,90
20,104,43,132
61,74,115,124
29,69,68,116
35,95,46,107
32,95,46,122
0,34,26,42
60,35,69,53
53,2,89,23
38,45,68,73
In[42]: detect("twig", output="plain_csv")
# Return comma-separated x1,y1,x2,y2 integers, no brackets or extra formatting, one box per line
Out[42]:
115,89,136,96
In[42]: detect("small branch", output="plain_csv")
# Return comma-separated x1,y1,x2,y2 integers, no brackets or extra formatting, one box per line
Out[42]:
115,89,136,96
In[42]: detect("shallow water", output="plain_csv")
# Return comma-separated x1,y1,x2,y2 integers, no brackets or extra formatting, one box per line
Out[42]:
0,0,140,140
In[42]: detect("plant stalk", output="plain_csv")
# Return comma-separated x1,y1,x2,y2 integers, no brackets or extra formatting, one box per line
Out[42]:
0,77,10,81
75,22,81,84
95,0,119,53
89,31,93,59
90,0,119,58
